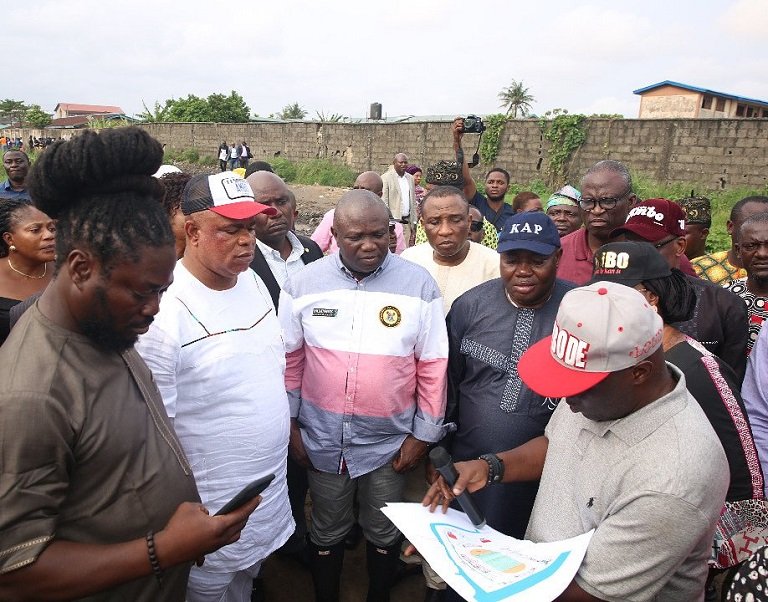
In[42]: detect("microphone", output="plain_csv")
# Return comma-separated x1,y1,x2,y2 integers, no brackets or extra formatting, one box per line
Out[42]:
429,447,486,529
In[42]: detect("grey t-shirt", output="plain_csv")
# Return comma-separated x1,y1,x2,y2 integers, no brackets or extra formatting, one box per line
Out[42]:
0,304,199,601
527,367,728,601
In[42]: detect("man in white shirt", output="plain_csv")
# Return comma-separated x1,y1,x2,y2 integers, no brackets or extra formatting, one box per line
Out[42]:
402,186,500,315
137,172,294,602
381,153,416,245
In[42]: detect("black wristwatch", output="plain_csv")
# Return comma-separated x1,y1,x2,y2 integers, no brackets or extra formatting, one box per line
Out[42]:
478,453,504,486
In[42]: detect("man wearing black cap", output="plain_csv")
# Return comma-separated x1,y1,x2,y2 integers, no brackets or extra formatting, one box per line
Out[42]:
611,198,749,379
137,172,295,601
441,211,575,544
424,282,728,602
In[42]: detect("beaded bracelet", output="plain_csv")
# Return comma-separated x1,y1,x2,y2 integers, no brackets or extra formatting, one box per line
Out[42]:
478,453,504,486
146,530,164,586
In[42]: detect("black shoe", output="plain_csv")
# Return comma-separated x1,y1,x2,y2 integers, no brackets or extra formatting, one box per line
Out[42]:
366,541,401,602
308,541,345,602
344,523,363,550
424,588,446,602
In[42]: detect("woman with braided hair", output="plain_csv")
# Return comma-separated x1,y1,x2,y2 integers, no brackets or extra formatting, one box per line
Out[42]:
0,127,261,602
0,196,55,343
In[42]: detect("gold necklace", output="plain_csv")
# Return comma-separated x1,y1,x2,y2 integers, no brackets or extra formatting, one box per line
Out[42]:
7,257,47,279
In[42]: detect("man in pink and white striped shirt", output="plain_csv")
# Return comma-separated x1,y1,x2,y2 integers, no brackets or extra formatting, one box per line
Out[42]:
280,189,448,602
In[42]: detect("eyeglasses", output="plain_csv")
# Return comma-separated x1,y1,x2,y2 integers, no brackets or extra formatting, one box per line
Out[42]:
469,220,484,232
738,240,768,253
653,237,678,249
578,189,631,212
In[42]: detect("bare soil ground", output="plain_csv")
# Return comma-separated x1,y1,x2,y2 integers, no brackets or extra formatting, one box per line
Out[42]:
291,184,347,236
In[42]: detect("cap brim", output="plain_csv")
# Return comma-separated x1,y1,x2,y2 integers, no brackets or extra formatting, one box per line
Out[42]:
210,201,277,220
518,336,611,398
497,240,558,255
610,223,664,242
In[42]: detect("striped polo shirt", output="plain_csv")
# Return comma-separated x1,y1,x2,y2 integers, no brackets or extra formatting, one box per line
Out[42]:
280,252,448,478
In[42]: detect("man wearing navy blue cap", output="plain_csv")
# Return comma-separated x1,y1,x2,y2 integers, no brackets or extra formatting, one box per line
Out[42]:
438,212,576,544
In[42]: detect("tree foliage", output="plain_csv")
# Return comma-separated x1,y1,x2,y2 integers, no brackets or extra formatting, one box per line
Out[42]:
25,104,52,128
0,99,52,127
137,91,251,123
277,102,307,120
498,80,535,118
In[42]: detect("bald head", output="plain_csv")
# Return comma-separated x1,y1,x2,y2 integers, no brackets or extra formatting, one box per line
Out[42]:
245,170,295,248
332,190,390,277
354,171,384,197
246,170,289,197
334,189,389,228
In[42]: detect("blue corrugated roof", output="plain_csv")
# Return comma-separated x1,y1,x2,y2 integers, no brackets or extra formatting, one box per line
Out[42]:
633,80,768,107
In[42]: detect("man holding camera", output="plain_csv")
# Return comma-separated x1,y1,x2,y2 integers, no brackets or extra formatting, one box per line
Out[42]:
454,117,515,233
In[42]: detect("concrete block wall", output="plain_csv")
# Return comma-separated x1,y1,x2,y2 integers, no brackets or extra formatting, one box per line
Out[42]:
7,118,767,190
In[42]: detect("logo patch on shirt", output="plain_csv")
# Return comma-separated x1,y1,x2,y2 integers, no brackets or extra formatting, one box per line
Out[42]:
379,306,401,327
312,308,338,317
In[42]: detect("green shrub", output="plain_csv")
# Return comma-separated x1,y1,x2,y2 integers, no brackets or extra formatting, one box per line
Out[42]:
294,159,356,187
271,157,298,182
180,148,200,163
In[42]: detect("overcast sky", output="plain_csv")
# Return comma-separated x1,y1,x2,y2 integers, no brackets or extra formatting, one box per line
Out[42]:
6,0,767,120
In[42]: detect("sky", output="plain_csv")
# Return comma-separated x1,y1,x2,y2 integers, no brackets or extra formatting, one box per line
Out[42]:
5,0,768,120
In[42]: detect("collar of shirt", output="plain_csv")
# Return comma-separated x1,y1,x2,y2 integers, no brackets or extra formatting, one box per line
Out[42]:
333,250,391,281
578,363,687,446
256,231,305,263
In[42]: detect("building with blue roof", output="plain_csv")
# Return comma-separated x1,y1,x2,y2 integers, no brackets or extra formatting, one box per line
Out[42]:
633,81,768,119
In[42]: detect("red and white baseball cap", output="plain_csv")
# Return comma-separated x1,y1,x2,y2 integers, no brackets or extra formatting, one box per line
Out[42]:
610,198,686,242
518,281,663,398
181,172,277,220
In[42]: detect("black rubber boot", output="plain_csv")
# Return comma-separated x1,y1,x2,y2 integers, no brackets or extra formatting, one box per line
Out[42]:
308,540,345,602
366,541,401,602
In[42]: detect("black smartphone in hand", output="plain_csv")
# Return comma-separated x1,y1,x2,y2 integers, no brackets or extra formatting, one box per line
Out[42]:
214,473,275,516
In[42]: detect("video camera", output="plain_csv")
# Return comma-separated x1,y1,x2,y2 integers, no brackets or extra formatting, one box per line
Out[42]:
461,115,486,134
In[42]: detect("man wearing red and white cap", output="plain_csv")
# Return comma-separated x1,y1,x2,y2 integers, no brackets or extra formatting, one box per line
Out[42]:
611,197,749,380
137,172,295,602
424,282,728,601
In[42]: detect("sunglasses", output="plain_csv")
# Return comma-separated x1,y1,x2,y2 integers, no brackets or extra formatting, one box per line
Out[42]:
469,220,484,232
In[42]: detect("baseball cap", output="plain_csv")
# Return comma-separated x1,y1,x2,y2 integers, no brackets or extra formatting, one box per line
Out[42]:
591,241,671,286
497,212,560,255
610,198,686,242
181,172,277,219
518,281,663,398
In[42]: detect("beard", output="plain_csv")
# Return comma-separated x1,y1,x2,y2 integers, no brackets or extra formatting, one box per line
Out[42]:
77,286,138,354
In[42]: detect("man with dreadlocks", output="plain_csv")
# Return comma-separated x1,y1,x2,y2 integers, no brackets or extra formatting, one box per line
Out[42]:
0,128,260,601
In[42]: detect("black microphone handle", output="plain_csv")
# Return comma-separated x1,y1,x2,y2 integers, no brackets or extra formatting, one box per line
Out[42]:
429,449,487,528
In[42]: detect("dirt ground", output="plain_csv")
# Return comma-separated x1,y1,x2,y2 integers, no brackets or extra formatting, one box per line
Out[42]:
290,184,348,237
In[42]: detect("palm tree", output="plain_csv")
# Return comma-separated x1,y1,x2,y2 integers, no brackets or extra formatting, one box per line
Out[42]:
498,81,534,118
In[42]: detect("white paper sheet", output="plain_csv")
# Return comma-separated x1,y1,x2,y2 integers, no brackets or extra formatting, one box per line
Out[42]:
382,503,593,602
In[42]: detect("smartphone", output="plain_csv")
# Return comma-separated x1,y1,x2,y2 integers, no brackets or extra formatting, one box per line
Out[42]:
214,473,275,516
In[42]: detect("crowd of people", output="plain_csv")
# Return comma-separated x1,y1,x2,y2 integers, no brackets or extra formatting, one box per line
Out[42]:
1,120,768,602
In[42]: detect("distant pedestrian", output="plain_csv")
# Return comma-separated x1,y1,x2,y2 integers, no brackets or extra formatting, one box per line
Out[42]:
240,141,251,169
218,141,228,172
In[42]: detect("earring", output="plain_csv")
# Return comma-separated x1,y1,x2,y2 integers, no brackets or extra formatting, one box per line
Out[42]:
9,245,16,252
